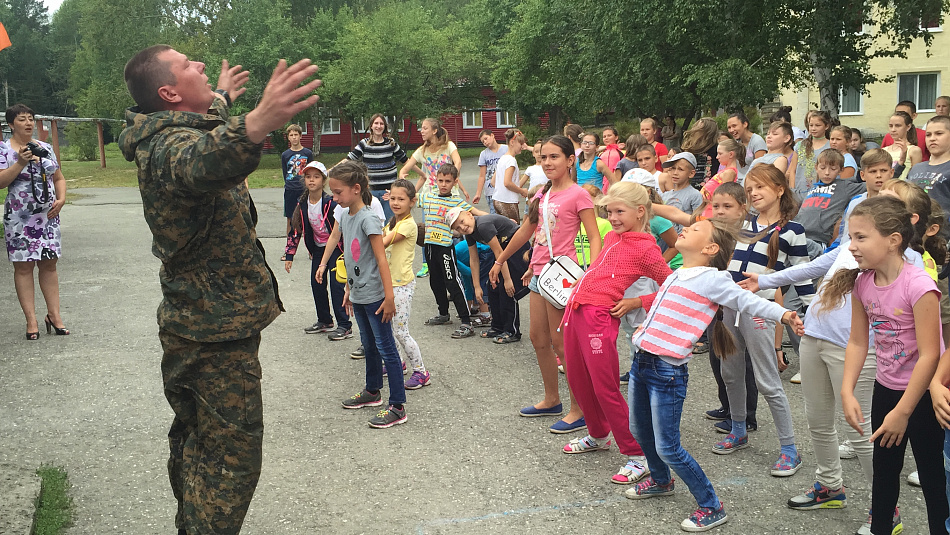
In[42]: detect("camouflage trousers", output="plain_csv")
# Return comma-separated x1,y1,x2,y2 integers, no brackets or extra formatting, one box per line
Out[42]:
159,330,264,535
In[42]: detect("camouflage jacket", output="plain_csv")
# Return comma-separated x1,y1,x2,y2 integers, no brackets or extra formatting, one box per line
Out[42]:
118,100,282,342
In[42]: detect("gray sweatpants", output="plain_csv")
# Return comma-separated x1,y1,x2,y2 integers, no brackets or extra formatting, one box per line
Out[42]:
720,308,797,447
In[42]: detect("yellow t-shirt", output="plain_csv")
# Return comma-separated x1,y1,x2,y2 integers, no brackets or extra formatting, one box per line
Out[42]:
387,215,417,286
574,217,612,268
923,251,939,281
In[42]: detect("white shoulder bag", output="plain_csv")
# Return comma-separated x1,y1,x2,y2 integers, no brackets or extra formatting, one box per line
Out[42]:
536,190,586,309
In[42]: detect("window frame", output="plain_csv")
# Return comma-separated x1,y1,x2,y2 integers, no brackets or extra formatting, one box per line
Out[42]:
321,116,341,135
386,115,406,133
838,86,864,116
496,111,517,128
897,72,941,113
462,110,483,129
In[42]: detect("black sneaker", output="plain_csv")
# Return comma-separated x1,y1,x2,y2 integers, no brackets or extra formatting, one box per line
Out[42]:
368,405,407,428
342,389,382,409
350,345,365,359
328,327,353,341
620,372,630,385
704,407,729,421
304,322,334,334
715,419,757,433
425,314,451,326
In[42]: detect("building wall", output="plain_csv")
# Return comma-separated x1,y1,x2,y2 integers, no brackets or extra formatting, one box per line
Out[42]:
778,25,949,139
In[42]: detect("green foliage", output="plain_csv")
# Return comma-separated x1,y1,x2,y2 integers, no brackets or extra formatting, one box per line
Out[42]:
64,122,99,161
33,465,72,535
270,130,290,155
0,0,63,114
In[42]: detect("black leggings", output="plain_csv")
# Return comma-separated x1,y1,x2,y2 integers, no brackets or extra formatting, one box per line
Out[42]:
708,325,758,423
870,381,948,535
425,243,470,323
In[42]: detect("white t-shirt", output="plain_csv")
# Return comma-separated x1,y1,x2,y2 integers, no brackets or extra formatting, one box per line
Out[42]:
478,144,508,197
491,154,521,204
308,197,331,245
334,197,386,224
525,164,548,190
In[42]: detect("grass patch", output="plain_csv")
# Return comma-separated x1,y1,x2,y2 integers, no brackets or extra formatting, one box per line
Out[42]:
33,465,72,535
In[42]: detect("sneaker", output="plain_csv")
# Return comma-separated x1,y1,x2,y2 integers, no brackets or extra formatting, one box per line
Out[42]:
712,433,749,455
856,508,903,535
451,324,475,338
382,360,406,377
611,456,650,484
304,322,334,334
790,372,802,384
549,417,587,434
681,504,729,532
405,370,431,390
328,327,353,341
350,345,365,359
771,452,803,477
620,372,629,385
563,435,611,454
557,356,565,374
624,477,675,500
839,440,857,460
714,419,757,434
907,470,920,487
342,389,382,409
705,407,729,421
425,314,451,326
368,405,407,428
416,265,429,278
787,482,847,510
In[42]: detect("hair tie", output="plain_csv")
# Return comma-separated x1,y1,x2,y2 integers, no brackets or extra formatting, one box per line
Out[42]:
534,190,545,201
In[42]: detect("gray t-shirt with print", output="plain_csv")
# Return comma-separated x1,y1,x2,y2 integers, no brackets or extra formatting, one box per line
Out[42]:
661,186,703,232
340,206,385,305
478,144,508,197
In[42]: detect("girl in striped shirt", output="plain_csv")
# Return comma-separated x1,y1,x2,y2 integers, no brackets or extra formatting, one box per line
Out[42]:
713,165,813,477
628,217,804,532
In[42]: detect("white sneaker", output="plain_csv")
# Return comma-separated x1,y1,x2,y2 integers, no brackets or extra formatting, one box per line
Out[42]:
790,372,802,384
839,440,857,460
907,470,921,487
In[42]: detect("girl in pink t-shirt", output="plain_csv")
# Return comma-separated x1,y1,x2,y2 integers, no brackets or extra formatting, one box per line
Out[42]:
823,195,948,534
489,135,602,433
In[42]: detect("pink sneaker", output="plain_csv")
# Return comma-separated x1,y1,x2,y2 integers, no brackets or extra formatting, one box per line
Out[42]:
405,370,431,390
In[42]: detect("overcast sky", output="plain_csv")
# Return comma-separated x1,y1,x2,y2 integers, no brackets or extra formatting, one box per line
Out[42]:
43,0,64,15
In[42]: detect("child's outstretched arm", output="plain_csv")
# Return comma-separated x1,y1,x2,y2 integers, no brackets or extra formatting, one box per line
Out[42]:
369,233,396,322
316,222,342,283
489,221,536,286
872,291,941,447
652,203,691,227
740,247,840,293
841,297,871,435
931,349,950,429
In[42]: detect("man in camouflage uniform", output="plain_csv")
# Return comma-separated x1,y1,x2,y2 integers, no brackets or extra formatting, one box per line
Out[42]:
118,45,320,534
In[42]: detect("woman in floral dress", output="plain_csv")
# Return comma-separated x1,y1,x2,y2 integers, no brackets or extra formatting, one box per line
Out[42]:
1,104,69,339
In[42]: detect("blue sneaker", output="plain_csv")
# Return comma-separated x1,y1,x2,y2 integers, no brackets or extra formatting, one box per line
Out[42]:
624,476,674,499
681,504,728,532
787,481,846,510
549,416,586,434
771,452,803,477
712,433,749,455
416,265,429,278
519,403,563,417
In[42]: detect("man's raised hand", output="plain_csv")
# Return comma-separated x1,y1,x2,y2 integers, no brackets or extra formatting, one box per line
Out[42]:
216,59,250,101
246,59,322,143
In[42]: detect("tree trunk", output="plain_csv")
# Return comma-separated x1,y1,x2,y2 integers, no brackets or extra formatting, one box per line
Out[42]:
811,54,839,119
310,103,322,155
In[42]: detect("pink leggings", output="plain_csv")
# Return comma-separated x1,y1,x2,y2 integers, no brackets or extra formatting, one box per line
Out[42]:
563,303,643,456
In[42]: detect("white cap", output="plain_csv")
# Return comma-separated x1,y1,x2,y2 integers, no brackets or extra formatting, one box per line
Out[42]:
444,206,466,227
303,160,328,175
621,168,658,190
661,152,697,169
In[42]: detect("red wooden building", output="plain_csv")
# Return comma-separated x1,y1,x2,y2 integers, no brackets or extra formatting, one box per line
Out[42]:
264,88,549,153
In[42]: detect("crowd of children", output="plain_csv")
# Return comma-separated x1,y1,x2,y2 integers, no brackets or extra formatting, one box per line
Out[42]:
277,100,950,532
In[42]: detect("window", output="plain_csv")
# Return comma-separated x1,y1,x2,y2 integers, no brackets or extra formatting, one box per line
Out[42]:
919,14,942,31
463,111,483,129
898,73,940,112
353,117,368,133
321,116,340,134
497,111,517,128
839,86,863,115
386,115,406,133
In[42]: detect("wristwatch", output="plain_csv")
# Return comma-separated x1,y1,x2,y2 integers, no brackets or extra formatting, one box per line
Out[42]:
213,89,232,107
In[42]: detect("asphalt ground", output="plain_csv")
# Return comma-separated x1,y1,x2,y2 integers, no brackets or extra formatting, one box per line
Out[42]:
0,158,930,534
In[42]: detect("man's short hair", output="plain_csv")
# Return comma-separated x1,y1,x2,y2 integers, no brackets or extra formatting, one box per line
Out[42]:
817,148,845,168
861,148,893,169
437,163,459,179
124,45,175,113
286,124,302,135
896,100,917,114
478,129,494,139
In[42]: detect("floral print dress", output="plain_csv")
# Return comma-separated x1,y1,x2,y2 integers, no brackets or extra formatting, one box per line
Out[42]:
1,140,62,262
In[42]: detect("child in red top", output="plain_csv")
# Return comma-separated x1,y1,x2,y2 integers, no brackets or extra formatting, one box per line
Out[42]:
559,181,673,486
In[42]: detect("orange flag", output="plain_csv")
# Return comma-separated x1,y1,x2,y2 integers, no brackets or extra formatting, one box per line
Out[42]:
0,23,11,52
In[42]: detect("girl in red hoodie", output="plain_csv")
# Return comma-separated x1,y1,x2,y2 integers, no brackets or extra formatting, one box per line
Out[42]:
560,181,673,485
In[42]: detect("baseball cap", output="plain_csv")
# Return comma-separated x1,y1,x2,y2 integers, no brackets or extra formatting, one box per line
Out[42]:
661,152,697,169
303,160,328,175
445,206,466,227
620,168,658,190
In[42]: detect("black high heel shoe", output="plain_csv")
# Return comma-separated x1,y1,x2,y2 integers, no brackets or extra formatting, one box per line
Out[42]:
26,331,39,340
45,314,69,336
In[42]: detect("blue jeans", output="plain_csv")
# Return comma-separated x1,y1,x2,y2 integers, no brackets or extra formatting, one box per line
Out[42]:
629,351,720,510
371,189,394,221
353,299,405,405
309,246,351,329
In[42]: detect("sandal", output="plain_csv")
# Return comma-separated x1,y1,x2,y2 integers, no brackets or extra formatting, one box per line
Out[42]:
470,315,491,327
692,341,709,354
494,332,522,344
481,329,504,339
563,435,611,454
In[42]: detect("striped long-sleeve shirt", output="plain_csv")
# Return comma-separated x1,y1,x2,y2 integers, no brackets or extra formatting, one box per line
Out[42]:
347,137,408,189
632,267,789,365
727,218,814,304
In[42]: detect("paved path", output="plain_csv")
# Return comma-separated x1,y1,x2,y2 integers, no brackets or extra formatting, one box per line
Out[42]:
0,160,927,534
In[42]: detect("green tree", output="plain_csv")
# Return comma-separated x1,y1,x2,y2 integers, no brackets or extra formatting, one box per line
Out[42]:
47,0,83,116
0,0,58,113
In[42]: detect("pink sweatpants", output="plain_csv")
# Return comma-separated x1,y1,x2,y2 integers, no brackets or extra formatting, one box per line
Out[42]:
563,303,643,456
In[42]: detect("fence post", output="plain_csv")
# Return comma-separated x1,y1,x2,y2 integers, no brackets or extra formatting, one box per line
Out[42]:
97,120,106,168
50,119,61,163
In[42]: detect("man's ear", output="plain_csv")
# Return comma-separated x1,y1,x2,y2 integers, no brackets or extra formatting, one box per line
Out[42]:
157,85,181,104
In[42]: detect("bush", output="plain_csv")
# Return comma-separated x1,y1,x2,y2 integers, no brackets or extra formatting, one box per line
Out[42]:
63,123,98,161
270,130,289,155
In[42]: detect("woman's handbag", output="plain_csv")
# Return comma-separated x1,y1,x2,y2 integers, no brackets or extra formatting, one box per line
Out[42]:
535,191,586,309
